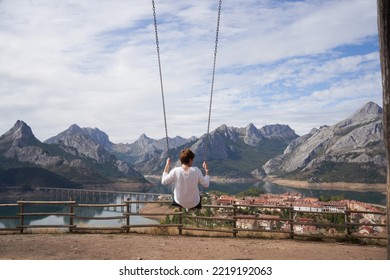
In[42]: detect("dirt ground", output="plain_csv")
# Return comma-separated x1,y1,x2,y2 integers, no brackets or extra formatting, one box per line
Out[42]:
0,233,386,260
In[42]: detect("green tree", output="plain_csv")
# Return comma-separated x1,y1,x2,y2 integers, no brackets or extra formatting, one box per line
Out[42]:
205,208,213,217
163,215,171,225
237,187,264,197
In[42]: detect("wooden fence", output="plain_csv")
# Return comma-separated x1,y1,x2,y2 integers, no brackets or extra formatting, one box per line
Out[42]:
0,199,387,242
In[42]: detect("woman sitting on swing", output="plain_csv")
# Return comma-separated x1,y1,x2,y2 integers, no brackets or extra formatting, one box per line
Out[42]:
161,148,210,210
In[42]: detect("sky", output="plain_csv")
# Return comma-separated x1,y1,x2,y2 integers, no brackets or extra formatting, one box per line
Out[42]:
0,0,382,144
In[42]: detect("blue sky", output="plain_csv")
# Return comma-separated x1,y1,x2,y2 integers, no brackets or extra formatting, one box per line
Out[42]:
0,0,382,143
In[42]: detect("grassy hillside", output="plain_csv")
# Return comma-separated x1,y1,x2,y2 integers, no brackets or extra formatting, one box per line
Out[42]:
0,167,80,188
207,138,288,177
284,161,386,183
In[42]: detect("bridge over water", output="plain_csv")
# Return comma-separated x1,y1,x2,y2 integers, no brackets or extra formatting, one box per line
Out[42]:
36,187,163,211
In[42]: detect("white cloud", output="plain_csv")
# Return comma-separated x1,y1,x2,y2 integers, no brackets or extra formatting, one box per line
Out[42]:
0,0,382,143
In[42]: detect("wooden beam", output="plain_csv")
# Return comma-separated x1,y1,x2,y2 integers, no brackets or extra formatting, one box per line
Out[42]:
377,0,390,260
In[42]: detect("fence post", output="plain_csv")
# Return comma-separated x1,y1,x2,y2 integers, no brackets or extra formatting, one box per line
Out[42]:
126,198,130,233
178,206,183,235
69,198,74,233
233,205,237,237
345,204,352,238
18,199,24,234
136,194,140,212
289,204,294,239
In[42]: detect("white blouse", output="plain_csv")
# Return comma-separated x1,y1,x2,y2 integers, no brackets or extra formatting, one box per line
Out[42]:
162,166,210,208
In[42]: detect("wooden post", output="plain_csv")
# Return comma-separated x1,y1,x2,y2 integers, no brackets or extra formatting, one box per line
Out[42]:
289,204,294,239
19,199,24,234
126,198,130,233
178,206,183,235
69,198,74,233
345,207,352,238
232,205,237,237
136,194,140,212
377,0,390,260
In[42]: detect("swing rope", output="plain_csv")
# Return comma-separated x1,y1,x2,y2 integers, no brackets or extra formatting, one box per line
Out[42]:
152,0,170,158
152,0,222,162
204,0,222,163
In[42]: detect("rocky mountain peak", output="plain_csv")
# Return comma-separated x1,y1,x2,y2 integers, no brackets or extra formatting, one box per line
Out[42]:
0,121,65,169
258,124,298,144
260,124,295,136
131,133,158,153
216,124,229,132
243,123,263,146
0,120,37,147
83,127,112,148
0,121,146,185
136,133,155,146
11,120,34,137
356,101,382,116
67,124,84,134
45,124,112,147
263,101,385,182
138,133,150,140
45,125,79,144
246,123,257,133
212,124,240,143
336,101,382,129
44,124,112,163
168,136,191,148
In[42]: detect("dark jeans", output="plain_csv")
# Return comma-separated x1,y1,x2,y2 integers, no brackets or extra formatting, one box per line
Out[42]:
171,196,202,210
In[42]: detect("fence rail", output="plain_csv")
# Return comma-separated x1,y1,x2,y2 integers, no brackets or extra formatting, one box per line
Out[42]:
0,199,387,242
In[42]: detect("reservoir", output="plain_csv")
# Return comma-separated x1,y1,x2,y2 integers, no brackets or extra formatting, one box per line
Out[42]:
0,191,159,230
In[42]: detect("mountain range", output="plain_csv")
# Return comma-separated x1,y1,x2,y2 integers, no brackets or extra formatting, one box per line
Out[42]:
0,101,386,188
263,101,385,183
0,121,146,188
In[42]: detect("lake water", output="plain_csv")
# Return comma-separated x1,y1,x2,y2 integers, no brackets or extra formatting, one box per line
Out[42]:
0,192,158,229
0,180,386,229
